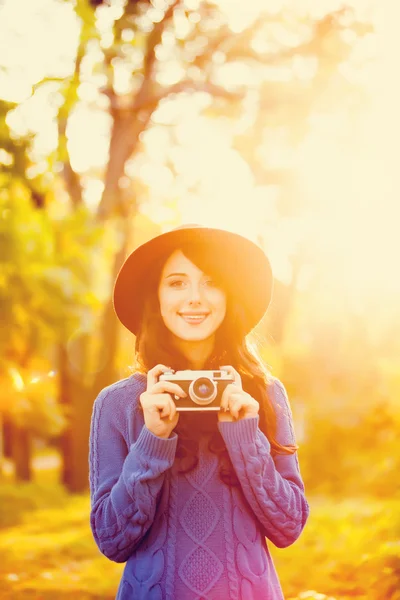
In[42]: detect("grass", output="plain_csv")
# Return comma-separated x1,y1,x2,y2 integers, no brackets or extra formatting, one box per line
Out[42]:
272,494,400,600
0,491,123,599
0,457,399,600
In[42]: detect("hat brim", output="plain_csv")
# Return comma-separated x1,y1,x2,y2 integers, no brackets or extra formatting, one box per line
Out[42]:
113,226,273,336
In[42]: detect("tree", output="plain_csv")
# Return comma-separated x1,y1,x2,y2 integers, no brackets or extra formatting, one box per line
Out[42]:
0,0,373,490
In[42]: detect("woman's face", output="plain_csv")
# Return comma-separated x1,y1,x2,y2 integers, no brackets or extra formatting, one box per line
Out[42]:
158,250,227,344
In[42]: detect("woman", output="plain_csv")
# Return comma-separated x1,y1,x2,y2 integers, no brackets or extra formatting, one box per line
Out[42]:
89,224,309,600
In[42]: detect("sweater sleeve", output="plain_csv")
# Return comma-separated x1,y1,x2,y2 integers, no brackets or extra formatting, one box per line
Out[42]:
89,386,177,563
217,378,309,548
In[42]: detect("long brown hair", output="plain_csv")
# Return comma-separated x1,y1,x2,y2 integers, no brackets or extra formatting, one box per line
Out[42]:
133,238,297,485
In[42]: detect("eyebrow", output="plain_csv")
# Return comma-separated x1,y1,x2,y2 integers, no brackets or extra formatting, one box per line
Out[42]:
164,272,188,278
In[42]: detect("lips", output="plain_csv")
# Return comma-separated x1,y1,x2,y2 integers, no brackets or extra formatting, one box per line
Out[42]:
179,312,210,324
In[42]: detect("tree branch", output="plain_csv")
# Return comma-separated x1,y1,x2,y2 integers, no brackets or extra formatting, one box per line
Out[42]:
141,79,246,111
97,0,182,221
142,0,181,81
209,9,370,66
57,36,86,208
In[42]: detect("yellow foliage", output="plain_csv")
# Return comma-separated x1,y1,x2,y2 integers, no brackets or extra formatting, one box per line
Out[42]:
0,486,398,600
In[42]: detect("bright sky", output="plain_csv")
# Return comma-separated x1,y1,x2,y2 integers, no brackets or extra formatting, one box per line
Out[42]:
0,0,399,313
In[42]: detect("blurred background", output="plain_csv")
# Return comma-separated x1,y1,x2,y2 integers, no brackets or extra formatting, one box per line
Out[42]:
0,0,399,598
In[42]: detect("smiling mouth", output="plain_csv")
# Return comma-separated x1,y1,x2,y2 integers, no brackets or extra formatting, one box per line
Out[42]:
179,313,210,324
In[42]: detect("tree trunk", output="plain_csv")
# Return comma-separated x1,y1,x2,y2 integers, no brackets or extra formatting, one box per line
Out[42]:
0,414,3,480
58,343,73,488
57,2,180,491
91,216,133,399
65,377,93,494
58,336,93,493
2,417,13,459
12,424,31,482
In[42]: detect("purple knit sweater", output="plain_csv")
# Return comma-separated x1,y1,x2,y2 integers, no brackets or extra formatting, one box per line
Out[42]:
89,373,309,600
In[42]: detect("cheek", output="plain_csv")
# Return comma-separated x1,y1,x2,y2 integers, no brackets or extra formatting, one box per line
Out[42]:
211,290,227,315
158,289,179,316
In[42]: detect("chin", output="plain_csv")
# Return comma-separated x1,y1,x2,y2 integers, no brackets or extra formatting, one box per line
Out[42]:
172,325,215,343
179,332,213,342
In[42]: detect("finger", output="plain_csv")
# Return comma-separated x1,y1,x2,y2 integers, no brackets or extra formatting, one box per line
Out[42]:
219,365,242,388
151,381,187,398
228,391,252,416
220,385,232,412
220,384,239,410
160,405,171,419
228,395,246,419
230,393,259,419
220,386,238,412
141,393,174,412
151,394,174,418
146,364,173,390
168,397,177,421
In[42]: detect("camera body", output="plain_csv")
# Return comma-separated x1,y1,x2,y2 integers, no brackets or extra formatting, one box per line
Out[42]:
158,369,234,411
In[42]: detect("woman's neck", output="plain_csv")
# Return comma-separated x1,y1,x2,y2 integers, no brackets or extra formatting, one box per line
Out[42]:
173,336,215,370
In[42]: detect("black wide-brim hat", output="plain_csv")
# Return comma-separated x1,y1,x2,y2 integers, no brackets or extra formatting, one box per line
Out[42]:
113,224,273,336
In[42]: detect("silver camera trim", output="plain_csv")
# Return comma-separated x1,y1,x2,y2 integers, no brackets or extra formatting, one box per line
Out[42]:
159,369,233,411
188,377,217,405
160,369,232,381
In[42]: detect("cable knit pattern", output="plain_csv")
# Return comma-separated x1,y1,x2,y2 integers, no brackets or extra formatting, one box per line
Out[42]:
218,383,310,549
165,472,178,600
128,511,167,598
222,485,240,600
233,502,268,599
89,374,309,600
178,445,223,596
89,377,178,564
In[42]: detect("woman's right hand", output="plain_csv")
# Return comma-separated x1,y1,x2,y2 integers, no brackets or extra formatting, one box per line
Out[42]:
139,364,186,439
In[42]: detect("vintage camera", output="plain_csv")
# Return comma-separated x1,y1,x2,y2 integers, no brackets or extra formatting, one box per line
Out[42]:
158,369,234,411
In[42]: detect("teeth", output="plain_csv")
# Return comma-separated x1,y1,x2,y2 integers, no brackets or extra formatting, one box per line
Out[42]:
180,314,208,323
183,316,205,319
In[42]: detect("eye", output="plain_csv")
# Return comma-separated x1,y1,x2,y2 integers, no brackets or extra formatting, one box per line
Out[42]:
203,278,218,287
169,279,186,288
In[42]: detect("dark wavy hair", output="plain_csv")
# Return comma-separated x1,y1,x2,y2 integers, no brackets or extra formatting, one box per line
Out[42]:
133,238,297,486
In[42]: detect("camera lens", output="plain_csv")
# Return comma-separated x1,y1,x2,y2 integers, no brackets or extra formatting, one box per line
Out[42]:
189,377,217,405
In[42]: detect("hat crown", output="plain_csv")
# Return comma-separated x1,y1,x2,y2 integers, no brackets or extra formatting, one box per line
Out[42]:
171,223,202,231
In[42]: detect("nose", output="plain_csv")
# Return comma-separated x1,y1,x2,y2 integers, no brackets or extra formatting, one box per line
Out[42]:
188,282,202,304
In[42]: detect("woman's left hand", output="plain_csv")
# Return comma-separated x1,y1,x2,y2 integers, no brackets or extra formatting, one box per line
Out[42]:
218,365,259,422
